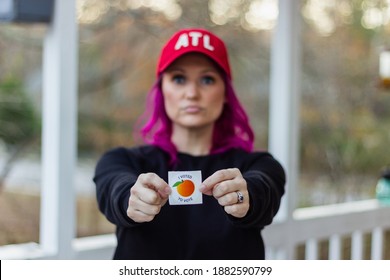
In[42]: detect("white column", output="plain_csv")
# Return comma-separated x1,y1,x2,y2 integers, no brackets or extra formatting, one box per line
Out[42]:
351,231,364,260
269,0,301,221
329,234,342,260
40,0,78,259
305,238,318,260
371,227,383,260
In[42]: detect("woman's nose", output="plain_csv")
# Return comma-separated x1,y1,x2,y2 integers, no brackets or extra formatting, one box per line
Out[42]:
184,82,200,99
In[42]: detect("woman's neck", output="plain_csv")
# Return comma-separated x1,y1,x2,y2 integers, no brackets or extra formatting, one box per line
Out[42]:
171,125,214,156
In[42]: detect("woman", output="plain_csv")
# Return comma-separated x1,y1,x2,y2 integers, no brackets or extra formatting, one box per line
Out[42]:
94,28,285,259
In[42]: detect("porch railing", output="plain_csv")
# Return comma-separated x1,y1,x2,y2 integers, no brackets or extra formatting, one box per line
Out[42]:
1,199,389,260
263,199,390,259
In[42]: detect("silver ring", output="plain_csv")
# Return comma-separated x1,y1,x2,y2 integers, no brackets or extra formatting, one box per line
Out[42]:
236,191,244,203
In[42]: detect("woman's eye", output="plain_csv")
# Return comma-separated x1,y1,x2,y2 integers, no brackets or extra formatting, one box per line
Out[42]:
172,75,186,84
201,76,215,85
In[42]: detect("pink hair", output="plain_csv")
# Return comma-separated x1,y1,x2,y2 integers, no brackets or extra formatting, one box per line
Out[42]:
135,75,254,165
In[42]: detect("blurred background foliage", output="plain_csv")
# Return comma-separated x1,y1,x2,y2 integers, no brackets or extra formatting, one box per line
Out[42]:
0,0,390,200
0,77,39,190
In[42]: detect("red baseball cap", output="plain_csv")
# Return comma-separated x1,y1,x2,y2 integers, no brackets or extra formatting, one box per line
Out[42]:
156,28,232,78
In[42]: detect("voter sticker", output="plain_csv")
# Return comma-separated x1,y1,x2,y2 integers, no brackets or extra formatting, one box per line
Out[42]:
168,170,202,205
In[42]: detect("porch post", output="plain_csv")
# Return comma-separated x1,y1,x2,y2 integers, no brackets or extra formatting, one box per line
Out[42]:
267,0,302,258
269,0,301,220
40,0,78,259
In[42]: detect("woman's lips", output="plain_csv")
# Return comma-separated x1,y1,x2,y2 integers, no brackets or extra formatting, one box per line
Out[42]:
183,106,203,113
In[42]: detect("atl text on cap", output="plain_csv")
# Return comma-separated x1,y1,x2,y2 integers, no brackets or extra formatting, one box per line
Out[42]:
174,32,215,51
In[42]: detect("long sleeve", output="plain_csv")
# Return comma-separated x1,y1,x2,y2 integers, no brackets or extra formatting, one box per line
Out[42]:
93,147,140,227
228,153,286,228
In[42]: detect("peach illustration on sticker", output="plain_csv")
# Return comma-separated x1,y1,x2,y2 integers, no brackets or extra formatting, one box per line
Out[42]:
168,171,202,205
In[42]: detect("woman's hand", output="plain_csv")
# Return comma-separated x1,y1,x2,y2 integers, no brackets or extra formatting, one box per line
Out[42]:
200,168,249,218
127,173,171,223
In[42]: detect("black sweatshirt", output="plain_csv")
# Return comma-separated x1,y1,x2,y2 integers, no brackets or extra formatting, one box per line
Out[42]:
94,145,285,259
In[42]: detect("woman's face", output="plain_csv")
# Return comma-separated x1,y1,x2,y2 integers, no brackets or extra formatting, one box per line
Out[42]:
161,53,226,130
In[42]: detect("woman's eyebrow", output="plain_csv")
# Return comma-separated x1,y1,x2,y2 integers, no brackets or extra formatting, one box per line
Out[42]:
165,67,218,74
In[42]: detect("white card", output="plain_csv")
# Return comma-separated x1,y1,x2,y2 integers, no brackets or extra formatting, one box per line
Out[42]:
168,170,203,205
